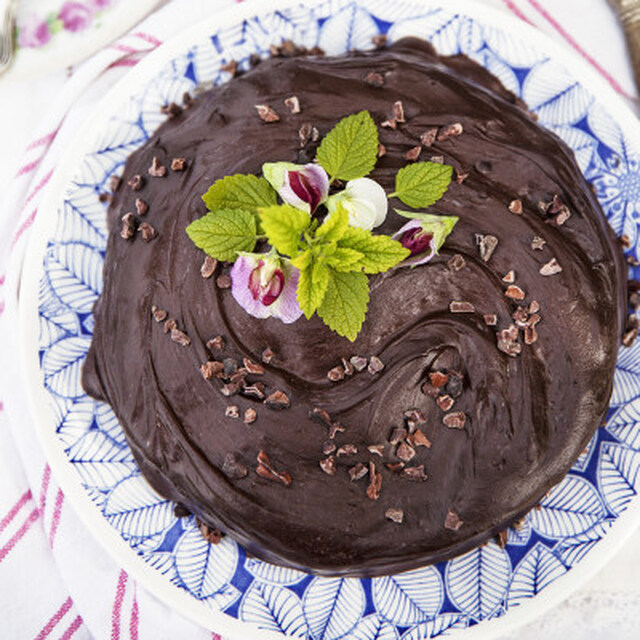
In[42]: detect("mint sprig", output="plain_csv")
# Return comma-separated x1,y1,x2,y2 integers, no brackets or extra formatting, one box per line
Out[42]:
259,204,310,256
316,111,379,182
202,174,277,213
186,208,258,262
390,162,453,208
318,270,370,342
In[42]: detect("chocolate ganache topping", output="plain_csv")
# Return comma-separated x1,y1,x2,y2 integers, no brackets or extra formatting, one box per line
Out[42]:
83,38,627,576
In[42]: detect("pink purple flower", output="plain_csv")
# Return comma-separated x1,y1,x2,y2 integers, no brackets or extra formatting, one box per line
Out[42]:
18,16,52,48
392,219,436,267
230,254,303,323
263,162,329,213
59,2,93,33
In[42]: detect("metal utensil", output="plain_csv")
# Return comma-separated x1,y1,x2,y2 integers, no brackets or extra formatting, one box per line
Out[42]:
0,0,18,76
609,0,640,93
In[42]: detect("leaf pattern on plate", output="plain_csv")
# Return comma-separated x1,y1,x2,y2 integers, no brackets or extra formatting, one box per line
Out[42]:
239,583,308,637
349,614,399,640
372,566,443,626
606,399,640,451
400,613,469,640
597,442,640,515
244,558,307,586
445,543,511,621
553,519,614,567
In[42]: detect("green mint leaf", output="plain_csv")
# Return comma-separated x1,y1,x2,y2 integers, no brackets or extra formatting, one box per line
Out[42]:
325,247,365,271
316,111,379,181
392,162,453,208
297,260,330,319
202,174,277,212
317,270,369,341
395,209,458,252
316,204,350,243
258,204,311,256
290,248,312,271
186,208,257,262
338,227,410,273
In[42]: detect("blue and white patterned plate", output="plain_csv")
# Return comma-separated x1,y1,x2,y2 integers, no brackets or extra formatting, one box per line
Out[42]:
19,1,640,638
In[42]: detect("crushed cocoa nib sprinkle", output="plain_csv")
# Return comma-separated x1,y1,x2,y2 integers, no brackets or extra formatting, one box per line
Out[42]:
342,357,355,376
443,411,466,429
243,358,264,374
261,347,275,364
622,315,639,347
148,156,167,177
328,422,346,439
220,59,238,76
255,104,280,123
127,174,144,191
484,314,498,326
98,192,112,203
171,157,187,171
437,122,463,141
151,306,168,323
164,318,177,333
404,146,422,162
449,300,475,313
508,198,523,214
368,355,385,374
336,444,358,457
309,407,332,427
476,234,498,262
327,366,345,382
364,71,385,87
221,380,243,397
531,235,546,251
284,95,301,113
368,444,385,457
372,33,388,48
319,455,336,476
216,274,231,289
407,429,431,449
323,440,336,455
138,222,157,242
298,122,313,146
429,371,449,388
402,465,428,481
225,405,240,419
381,117,397,130
366,461,382,500
389,427,407,445
502,270,515,284
201,255,218,279
264,390,290,410
108,175,122,192
223,358,238,376
456,170,469,184
350,355,368,371
445,371,463,398
436,395,454,411
256,450,292,486
170,327,190,346
539,258,563,276
387,462,406,473
430,155,444,164
243,383,265,400
448,254,466,271
173,504,190,518
513,307,529,328
505,284,525,301
198,521,223,544
620,234,632,249
135,198,148,215
207,335,225,351
161,102,182,118
377,143,387,158
385,508,404,524
496,529,509,549
529,300,541,314
420,128,438,147
200,360,224,380
349,462,369,481
244,408,258,424
392,100,406,123
497,326,522,357
183,91,194,108
403,408,426,425
120,213,136,240
396,441,416,462
524,326,538,345
444,509,464,531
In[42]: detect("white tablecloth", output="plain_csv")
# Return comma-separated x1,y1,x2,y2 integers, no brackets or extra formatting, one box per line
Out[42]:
0,1,639,639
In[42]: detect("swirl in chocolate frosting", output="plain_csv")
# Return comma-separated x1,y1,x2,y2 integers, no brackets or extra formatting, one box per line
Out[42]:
83,38,626,576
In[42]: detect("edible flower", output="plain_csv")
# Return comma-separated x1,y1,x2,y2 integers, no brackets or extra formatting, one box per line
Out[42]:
392,211,458,267
326,177,388,230
230,253,303,323
263,162,329,213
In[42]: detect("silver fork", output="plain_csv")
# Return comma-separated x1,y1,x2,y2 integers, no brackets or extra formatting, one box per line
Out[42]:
0,0,18,76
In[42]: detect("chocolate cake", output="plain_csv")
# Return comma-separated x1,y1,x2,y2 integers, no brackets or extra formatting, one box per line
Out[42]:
83,37,627,576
